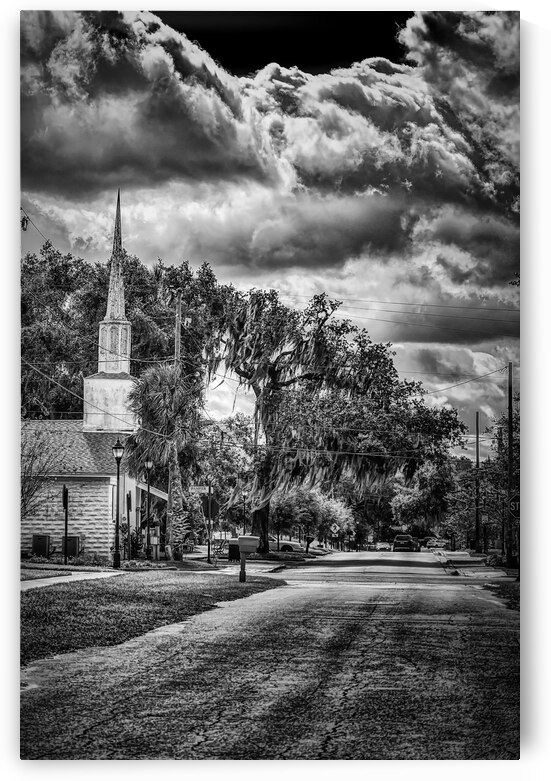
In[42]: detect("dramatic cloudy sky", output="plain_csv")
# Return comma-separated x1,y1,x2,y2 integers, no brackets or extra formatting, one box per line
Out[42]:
19,8,521,457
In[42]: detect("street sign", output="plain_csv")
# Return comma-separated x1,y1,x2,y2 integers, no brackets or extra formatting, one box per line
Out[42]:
190,485,209,494
330,523,339,534
509,494,520,519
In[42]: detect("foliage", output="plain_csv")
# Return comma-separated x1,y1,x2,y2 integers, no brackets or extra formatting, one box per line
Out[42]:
270,487,354,544
391,458,456,527
218,288,465,552
125,362,203,547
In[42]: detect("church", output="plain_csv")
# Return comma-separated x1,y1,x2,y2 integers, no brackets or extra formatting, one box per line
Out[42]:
20,192,168,561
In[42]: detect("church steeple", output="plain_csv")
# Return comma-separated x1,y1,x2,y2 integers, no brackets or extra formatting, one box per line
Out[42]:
105,189,126,321
83,190,135,431
98,190,131,374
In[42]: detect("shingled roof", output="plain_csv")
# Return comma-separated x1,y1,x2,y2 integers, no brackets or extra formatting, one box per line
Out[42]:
21,420,129,476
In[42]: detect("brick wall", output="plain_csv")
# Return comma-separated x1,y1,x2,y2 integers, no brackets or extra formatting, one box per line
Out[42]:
21,477,114,559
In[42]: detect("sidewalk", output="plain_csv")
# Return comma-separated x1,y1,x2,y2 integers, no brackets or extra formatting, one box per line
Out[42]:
432,550,518,579
21,570,126,591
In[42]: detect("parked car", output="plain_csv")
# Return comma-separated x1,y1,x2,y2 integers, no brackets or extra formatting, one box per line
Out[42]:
392,534,416,552
375,541,392,551
426,538,447,549
268,535,305,553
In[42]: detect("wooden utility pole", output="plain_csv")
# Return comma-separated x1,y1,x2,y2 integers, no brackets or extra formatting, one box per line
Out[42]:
507,361,515,568
475,411,481,552
174,289,182,365
166,290,182,559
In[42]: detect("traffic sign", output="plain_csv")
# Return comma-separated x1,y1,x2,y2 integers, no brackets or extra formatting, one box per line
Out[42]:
190,485,209,494
330,523,339,534
509,494,520,519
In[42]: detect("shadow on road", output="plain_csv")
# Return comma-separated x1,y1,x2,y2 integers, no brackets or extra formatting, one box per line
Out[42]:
306,555,442,569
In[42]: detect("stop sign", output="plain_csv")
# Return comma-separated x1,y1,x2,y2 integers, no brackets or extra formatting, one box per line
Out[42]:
509,494,520,519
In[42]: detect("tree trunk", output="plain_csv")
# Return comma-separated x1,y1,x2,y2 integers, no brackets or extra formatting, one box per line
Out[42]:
166,439,188,548
251,504,270,554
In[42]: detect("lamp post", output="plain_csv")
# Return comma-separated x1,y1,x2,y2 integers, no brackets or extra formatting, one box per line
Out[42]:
112,438,125,569
242,490,248,534
144,459,153,560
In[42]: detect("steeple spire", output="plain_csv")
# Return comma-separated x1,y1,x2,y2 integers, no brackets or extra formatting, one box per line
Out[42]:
97,190,131,373
105,189,126,321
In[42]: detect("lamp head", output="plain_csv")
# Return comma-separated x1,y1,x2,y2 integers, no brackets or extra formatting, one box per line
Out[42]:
112,438,125,463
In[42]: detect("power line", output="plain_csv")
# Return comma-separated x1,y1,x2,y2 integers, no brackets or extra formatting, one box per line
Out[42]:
280,298,519,325
417,367,507,396
278,291,519,313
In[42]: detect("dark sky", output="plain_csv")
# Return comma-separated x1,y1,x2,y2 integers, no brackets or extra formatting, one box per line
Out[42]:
155,11,414,75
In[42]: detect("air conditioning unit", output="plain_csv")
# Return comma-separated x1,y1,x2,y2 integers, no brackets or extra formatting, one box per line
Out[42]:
32,534,51,557
62,535,81,557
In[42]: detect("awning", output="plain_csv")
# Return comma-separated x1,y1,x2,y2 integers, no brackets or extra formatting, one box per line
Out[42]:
136,481,168,502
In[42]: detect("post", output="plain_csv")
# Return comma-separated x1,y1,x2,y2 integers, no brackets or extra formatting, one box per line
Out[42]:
174,289,182,365
114,459,121,569
475,411,481,552
239,552,246,582
146,465,152,561
207,480,212,564
63,484,68,565
501,496,505,555
126,491,132,561
507,361,515,567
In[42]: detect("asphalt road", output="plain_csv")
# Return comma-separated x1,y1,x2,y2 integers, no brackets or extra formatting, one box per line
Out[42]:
20,551,519,760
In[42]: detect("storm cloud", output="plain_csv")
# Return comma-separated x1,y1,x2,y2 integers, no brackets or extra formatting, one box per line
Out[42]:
20,7,520,416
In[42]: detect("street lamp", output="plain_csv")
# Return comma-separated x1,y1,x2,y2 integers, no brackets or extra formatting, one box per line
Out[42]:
242,490,248,534
144,458,153,561
112,438,125,569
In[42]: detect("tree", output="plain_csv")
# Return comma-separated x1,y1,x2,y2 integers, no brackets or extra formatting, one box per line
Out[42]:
21,423,60,518
215,289,466,553
124,362,204,550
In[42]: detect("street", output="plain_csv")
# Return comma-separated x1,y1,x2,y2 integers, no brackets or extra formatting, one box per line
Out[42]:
20,551,519,760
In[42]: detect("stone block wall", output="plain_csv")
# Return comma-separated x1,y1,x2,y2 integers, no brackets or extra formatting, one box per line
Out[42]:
21,477,114,559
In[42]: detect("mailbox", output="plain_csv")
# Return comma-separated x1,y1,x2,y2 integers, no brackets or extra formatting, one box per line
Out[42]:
238,535,260,553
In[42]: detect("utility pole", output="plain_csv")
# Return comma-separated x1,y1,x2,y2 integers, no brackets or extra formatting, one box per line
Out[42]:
507,361,515,568
475,411,481,552
174,289,182,365
167,290,182,557
207,479,212,564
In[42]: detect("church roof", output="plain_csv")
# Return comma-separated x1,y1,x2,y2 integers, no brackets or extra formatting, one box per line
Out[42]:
21,420,130,477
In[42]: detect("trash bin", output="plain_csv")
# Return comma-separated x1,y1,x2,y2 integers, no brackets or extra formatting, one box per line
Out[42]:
228,541,240,562
62,535,80,557
32,534,51,557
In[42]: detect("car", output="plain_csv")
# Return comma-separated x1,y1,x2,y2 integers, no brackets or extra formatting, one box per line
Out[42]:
375,541,392,551
426,538,447,549
268,535,305,553
392,534,417,552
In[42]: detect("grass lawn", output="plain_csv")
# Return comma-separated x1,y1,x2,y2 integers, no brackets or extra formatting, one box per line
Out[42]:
483,579,520,611
21,571,284,667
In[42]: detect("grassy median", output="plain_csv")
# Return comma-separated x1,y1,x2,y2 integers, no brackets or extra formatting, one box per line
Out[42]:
21,571,284,666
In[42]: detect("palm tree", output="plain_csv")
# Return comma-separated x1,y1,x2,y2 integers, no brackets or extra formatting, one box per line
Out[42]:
125,363,203,549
